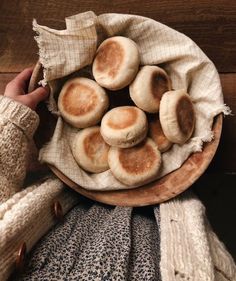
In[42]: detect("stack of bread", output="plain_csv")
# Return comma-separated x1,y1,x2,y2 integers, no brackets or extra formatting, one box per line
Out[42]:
58,36,195,186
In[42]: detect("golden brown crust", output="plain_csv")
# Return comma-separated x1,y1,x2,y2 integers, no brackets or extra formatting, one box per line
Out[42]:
107,107,138,130
62,83,98,116
149,115,172,152
176,96,195,136
151,71,169,102
95,40,124,78
118,142,157,174
83,130,109,163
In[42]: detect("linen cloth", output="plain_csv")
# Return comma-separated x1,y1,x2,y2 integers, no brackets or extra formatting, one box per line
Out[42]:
34,11,230,190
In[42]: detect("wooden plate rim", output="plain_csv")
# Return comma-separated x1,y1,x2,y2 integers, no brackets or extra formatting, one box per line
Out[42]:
30,62,223,207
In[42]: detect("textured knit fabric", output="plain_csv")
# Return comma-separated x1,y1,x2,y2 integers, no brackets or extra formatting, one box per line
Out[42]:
11,205,161,281
0,96,80,281
157,192,236,281
0,96,39,203
0,177,80,281
10,194,236,281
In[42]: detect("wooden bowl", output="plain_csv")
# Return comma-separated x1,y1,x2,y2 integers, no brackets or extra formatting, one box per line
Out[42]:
29,62,223,207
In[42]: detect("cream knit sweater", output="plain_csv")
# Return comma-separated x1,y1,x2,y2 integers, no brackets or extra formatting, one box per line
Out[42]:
0,96,80,280
0,96,235,281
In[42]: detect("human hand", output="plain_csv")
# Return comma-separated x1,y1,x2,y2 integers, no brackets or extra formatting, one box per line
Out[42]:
4,67,49,110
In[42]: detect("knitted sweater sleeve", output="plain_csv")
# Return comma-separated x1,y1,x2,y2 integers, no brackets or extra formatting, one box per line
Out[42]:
0,96,39,203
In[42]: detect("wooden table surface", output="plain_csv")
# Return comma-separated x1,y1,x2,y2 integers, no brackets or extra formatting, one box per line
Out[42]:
0,0,235,260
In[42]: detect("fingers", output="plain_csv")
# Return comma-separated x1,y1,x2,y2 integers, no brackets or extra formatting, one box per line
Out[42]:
5,68,34,97
27,86,50,109
6,86,50,110
12,67,34,90
4,67,50,111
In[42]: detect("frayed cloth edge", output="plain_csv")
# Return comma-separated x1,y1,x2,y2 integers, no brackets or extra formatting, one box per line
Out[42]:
32,19,49,86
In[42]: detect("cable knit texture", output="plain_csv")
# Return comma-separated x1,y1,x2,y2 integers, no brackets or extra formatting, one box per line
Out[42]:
0,177,80,281
0,96,39,139
0,96,80,281
0,96,39,203
156,192,236,281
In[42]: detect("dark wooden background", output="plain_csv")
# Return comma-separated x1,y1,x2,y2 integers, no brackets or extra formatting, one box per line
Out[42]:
0,0,235,260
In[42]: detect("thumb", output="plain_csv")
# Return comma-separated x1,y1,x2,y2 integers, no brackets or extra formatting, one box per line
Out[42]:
28,86,50,106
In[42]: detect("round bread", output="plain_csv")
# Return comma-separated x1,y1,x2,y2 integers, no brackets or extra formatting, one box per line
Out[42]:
92,36,140,90
159,90,195,144
108,138,162,186
149,115,172,152
72,126,110,173
58,77,109,128
129,65,171,113
101,106,148,148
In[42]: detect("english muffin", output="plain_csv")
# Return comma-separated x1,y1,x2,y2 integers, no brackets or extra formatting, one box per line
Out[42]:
101,106,148,148
58,77,109,128
72,126,110,173
108,138,162,186
129,65,171,113
159,89,195,144
149,115,172,152
92,36,140,90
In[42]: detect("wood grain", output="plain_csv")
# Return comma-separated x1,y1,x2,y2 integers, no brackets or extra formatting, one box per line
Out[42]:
26,61,223,207
0,0,236,72
24,60,221,207
209,73,236,172
48,114,222,207
0,73,17,94
5,68,224,207
0,2,235,257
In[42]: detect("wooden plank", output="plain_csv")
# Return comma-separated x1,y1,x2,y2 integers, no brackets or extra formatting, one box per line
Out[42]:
0,73,17,94
0,72,235,172
209,73,236,173
0,0,236,72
